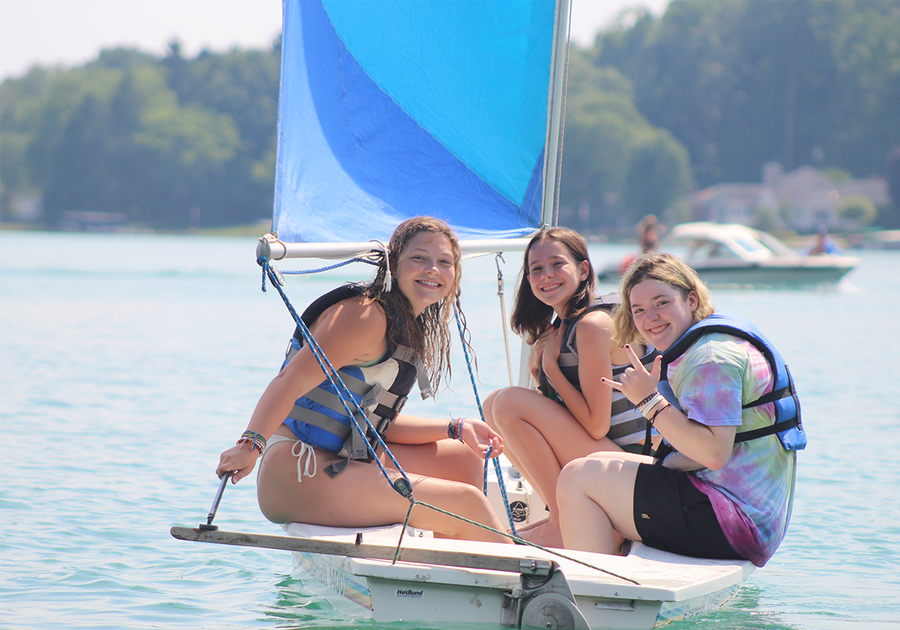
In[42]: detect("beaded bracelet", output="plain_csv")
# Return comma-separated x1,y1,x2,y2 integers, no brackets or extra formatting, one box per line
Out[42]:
635,391,658,410
237,430,267,454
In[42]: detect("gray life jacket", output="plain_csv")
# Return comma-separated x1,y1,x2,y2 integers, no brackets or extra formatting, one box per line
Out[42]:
282,284,432,476
537,293,659,453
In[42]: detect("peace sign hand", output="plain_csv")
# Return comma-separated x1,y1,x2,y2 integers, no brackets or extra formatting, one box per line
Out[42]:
600,344,662,406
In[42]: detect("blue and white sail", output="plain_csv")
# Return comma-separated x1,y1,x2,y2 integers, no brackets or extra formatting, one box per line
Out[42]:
271,0,570,248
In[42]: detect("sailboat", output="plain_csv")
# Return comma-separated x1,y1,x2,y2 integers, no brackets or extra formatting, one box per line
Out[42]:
171,1,755,627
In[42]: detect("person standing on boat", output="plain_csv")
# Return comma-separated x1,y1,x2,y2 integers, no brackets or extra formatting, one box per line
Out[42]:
556,253,802,566
216,217,511,544
483,228,658,548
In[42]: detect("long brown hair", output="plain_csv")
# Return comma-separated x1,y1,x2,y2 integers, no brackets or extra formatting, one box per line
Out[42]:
363,216,464,390
511,227,596,344
612,252,715,347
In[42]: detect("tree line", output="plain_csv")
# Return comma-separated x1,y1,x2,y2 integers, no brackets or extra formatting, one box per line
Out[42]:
2,0,898,232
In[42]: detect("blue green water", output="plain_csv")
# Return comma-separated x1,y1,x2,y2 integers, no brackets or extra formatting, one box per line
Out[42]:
1,231,898,629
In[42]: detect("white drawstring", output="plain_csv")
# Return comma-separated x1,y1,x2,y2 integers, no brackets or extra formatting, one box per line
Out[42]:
292,440,317,482
261,435,318,482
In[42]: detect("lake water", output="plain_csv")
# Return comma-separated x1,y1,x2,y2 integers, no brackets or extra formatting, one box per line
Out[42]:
1,231,898,629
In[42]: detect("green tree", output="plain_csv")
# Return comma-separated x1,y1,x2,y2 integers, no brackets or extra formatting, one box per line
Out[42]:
622,129,692,225
559,49,692,233
837,195,877,230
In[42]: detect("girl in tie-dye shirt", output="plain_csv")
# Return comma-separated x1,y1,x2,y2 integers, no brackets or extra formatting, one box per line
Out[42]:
556,253,796,567
665,333,796,565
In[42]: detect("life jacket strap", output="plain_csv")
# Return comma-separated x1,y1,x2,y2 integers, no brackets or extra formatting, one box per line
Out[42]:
734,417,801,444
742,385,792,409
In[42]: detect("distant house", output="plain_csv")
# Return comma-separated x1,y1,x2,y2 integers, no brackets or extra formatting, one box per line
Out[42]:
690,163,889,232
58,210,130,232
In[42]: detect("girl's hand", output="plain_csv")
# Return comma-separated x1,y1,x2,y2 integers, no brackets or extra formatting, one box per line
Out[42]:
539,323,565,389
600,344,662,405
462,420,504,459
528,324,555,382
216,443,261,483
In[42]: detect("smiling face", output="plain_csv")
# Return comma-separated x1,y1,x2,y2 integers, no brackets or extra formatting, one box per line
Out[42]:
526,238,590,316
394,231,456,316
628,279,698,351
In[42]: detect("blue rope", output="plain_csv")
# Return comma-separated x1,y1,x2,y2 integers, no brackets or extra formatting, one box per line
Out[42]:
453,308,519,537
258,258,411,496
260,257,378,292
282,258,379,274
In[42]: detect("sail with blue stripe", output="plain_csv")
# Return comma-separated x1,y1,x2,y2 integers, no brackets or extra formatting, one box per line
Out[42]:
273,0,561,243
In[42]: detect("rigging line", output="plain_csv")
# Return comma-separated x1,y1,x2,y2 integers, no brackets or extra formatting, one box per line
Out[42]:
414,499,640,585
258,259,411,491
393,503,415,565
453,306,519,538
280,257,380,275
495,253,515,387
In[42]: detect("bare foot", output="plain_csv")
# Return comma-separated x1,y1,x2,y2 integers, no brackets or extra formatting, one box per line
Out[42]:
518,520,563,548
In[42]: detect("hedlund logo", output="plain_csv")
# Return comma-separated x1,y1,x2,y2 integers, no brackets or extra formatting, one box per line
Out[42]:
395,589,424,599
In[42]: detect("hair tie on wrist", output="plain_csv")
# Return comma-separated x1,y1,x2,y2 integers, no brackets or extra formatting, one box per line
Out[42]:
649,402,670,425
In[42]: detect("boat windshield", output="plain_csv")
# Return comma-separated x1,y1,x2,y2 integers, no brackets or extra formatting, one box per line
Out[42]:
732,235,774,256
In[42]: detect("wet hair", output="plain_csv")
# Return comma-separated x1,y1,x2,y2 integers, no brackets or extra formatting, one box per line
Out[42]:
363,216,465,390
612,252,715,347
511,228,596,344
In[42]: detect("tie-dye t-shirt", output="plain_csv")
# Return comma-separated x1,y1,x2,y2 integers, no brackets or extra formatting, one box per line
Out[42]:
667,332,797,567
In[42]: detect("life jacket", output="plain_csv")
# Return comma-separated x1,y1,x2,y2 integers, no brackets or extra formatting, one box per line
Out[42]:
282,284,432,476
656,312,807,453
537,293,619,398
538,293,659,454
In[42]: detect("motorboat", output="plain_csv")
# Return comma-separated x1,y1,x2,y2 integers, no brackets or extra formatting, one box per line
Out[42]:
598,222,859,287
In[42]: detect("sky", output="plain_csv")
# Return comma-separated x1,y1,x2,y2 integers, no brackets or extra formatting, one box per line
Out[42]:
0,0,670,82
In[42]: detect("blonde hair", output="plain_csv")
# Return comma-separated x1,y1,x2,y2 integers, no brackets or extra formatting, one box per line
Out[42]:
613,253,715,347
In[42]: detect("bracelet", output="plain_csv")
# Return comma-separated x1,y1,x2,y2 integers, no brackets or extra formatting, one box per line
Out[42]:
635,391,658,410
448,417,466,443
641,394,666,418
237,430,267,454
649,401,670,425
637,392,665,417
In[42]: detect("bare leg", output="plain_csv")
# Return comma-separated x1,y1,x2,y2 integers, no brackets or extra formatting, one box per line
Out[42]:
257,440,510,543
557,453,644,554
485,389,548,508
487,387,621,538
385,438,485,488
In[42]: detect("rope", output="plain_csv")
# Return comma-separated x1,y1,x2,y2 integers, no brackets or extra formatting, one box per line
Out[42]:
258,257,410,493
254,254,638,585
453,307,519,538
495,254,515,387
260,256,378,291
282,258,380,274
413,499,639,584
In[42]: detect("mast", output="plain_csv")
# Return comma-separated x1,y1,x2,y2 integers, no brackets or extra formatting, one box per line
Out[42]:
541,0,572,229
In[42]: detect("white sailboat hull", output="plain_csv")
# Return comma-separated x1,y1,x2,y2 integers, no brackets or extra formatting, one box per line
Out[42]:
283,520,753,629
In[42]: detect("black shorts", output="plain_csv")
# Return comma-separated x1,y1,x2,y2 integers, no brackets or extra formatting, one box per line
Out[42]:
633,463,743,560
